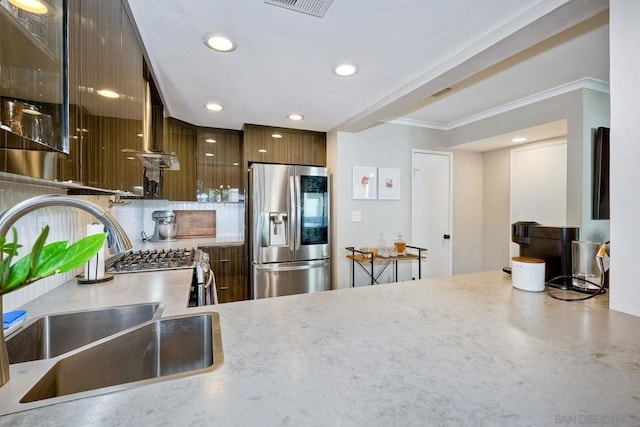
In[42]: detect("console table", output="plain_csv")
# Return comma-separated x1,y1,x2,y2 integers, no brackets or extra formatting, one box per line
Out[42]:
345,245,428,287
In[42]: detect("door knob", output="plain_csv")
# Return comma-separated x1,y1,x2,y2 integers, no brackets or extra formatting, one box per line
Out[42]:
443,234,451,240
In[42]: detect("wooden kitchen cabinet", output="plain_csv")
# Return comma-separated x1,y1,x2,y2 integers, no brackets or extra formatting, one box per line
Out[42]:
162,122,325,201
202,245,245,303
163,124,244,202
66,0,145,191
196,128,242,202
243,124,326,166
162,118,197,201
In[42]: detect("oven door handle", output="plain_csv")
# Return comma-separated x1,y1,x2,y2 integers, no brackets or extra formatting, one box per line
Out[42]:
202,268,217,305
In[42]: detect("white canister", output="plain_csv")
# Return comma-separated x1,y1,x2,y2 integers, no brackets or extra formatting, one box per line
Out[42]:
511,256,545,292
84,223,106,280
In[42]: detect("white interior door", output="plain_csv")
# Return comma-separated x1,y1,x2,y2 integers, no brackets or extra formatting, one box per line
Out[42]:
411,150,452,278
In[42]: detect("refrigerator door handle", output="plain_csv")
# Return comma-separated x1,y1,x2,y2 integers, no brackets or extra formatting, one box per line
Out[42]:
254,262,315,272
294,174,301,251
289,175,296,252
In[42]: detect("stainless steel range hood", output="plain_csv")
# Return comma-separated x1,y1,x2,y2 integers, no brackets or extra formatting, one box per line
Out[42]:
136,152,180,170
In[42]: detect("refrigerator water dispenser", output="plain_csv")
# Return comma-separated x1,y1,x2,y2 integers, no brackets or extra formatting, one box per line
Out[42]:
268,212,288,246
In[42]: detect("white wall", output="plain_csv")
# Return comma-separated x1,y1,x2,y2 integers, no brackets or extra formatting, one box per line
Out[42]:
579,89,611,243
328,122,484,289
510,141,567,225
451,150,483,274
452,88,610,272
332,124,427,288
510,141,568,258
609,0,640,316
482,148,510,270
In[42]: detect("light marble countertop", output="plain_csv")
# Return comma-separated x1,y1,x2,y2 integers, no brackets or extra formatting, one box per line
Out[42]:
1,270,640,426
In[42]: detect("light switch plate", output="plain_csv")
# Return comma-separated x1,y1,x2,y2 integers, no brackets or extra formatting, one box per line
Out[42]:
351,211,362,222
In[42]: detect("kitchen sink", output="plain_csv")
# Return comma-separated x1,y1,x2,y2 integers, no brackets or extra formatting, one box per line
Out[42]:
6,303,164,364
20,313,223,403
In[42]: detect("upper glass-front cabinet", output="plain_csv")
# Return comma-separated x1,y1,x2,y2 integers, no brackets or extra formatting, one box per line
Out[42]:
196,128,243,202
0,0,66,153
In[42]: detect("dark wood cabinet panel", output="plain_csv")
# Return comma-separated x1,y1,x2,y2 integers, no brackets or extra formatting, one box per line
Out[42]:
156,121,325,201
202,245,245,303
196,128,242,202
66,0,145,191
243,124,326,167
162,118,197,201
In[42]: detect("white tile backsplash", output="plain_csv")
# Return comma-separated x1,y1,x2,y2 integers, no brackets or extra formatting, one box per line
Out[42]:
0,179,245,313
111,200,244,246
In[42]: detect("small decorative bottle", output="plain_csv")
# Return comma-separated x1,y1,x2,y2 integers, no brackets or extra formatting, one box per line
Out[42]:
394,234,406,256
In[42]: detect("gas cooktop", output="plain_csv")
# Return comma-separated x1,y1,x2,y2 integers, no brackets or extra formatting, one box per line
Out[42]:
107,248,195,274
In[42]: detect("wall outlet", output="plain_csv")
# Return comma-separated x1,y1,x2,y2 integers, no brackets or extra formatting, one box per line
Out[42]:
351,211,362,222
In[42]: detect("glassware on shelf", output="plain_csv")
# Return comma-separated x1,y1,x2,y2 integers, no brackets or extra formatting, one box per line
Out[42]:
394,234,406,256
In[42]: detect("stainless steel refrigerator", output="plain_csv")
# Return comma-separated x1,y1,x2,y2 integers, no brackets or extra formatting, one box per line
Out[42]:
249,163,330,299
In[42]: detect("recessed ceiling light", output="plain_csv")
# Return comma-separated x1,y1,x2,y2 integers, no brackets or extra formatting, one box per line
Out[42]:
8,0,48,14
126,156,136,160
136,133,144,138
205,103,224,111
97,89,119,99
205,138,217,143
512,137,527,143
258,149,267,153
205,153,215,157
333,63,358,77
287,114,304,121
203,34,236,52
232,162,239,166
271,133,282,139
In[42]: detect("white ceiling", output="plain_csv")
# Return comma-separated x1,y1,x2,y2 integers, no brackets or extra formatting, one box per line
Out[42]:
126,0,609,149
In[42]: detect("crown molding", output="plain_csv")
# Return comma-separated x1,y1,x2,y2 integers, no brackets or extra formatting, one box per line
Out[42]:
384,118,450,130
385,78,610,130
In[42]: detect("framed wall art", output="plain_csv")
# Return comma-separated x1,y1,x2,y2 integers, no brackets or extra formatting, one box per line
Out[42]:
352,166,377,200
377,167,400,200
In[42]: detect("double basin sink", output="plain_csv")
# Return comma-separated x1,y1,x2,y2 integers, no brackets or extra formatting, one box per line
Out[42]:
4,303,223,406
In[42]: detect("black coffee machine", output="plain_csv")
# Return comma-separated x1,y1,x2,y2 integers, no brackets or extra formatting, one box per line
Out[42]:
511,221,580,289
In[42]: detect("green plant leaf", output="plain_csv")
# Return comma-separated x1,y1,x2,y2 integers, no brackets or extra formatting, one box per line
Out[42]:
2,242,22,256
30,241,70,278
0,227,18,289
30,225,50,274
0,257,11,290
1,233,22,257
4,255,31,290
54,233,107,274
0,229,107,296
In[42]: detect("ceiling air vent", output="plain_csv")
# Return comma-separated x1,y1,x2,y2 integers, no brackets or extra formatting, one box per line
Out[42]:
264,0,334,18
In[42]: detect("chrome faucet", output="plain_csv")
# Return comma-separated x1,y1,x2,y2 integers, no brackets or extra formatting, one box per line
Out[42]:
0,194,133,387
